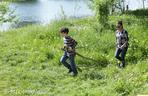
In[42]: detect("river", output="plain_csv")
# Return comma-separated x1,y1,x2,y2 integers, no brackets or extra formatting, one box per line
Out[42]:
0,0,93,31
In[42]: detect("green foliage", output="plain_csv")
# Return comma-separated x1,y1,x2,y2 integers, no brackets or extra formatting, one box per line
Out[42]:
93,0,116,26
0,1,17,23
0,2,9,22
126,8,148,17
0,15,148,96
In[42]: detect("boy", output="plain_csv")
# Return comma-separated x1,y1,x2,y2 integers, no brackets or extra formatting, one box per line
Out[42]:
60,27,78,76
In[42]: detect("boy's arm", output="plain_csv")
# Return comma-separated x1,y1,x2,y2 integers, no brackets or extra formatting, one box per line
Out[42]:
68,37,77,52
63,36,77,52
71,39,77,49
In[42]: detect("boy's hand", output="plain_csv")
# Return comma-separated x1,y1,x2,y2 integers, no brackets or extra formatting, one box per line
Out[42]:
64,45,68,48
61,46,74,52
61,48,65,51
68,47,74,52
68,47,73,51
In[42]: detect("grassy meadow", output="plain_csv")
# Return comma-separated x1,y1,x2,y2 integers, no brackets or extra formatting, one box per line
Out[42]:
0,15,148,96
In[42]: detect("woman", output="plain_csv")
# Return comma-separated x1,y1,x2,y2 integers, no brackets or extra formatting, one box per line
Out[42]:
115,21,129,68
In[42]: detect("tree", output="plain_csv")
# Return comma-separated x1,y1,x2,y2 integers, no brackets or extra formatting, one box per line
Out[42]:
111,0,126,13
92,0,116,26
0,2,16,23
0,2,8,23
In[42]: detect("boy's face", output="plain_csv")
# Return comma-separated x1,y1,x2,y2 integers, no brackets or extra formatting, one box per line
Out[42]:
60,32,67,37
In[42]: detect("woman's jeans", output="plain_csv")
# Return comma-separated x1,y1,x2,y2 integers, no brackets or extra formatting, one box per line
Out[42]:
60,51,78,74
115,47,128,67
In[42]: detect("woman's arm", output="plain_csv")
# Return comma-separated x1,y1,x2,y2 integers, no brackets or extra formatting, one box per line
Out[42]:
120,41,128,48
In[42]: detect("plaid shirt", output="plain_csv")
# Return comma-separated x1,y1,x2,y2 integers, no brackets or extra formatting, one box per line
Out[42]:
116,30,129,47
63,36,77,54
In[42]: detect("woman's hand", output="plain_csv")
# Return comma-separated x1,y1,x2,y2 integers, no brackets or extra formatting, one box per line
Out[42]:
121,41,128,49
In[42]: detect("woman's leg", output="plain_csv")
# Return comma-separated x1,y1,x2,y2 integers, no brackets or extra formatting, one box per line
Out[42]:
120,47,128,67
115,47,122,61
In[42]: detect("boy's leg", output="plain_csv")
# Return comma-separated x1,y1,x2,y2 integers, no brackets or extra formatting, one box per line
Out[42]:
60,52,72,71
115,47,122,61
69,54,78,75
120,47,128,67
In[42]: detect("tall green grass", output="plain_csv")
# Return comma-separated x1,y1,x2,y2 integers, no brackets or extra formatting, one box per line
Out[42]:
0,15,148,96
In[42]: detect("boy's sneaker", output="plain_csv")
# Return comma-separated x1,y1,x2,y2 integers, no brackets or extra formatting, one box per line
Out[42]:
119,63,125,68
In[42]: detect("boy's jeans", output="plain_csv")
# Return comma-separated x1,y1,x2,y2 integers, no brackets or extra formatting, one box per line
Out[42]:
115,47,128,67
60,51,78,74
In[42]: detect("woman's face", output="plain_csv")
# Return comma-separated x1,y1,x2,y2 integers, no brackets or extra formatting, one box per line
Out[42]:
116,24,122,30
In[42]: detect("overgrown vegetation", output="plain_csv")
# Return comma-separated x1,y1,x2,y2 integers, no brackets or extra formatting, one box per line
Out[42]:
0,0,148,96
126,8,148,17
0,14,148,95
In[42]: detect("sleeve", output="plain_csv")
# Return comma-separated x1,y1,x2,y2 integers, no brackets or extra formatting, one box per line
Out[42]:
125,31,129,41
70,37,77,49
72,39,78,48
65,36,77,49
115,31,118,44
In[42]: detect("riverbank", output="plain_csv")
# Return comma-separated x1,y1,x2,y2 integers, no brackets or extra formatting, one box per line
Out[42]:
0,15,148,96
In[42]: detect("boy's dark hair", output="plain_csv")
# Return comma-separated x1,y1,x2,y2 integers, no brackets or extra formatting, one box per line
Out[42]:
118,21,123,26
60,27,69,34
